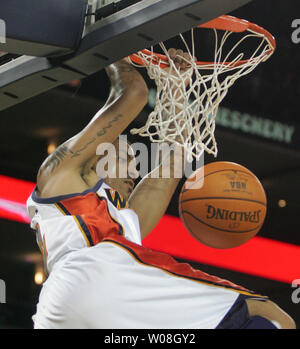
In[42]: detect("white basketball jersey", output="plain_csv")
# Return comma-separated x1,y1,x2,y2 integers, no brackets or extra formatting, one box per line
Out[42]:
27,179,141,274
27,179,266,329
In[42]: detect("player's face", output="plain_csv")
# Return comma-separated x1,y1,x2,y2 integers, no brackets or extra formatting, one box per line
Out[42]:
98,139,139,200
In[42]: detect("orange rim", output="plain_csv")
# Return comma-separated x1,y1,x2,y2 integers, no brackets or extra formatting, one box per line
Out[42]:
129,15,276,68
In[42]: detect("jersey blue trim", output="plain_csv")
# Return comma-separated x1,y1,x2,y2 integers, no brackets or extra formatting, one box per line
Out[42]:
31,179,105,204
75,215,94,247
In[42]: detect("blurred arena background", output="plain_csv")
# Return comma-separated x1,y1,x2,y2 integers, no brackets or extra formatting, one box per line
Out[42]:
0,0,300,329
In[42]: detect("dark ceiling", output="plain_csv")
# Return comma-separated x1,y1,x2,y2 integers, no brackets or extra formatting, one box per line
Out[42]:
0,0,299,329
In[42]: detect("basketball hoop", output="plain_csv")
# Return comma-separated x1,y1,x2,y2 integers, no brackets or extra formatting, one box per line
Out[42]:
128,15,276,160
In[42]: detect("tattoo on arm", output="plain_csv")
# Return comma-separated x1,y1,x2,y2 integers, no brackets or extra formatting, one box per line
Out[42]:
40,114,124,175
71,137,96,158
97,113,123,137
42,144,74,175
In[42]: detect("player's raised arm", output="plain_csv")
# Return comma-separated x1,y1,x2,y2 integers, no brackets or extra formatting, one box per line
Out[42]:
129,146,184,240
129,49,191,239
37,59,148,196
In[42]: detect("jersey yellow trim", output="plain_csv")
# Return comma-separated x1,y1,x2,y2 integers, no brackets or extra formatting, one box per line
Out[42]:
54,203,68,215
73,216,91,247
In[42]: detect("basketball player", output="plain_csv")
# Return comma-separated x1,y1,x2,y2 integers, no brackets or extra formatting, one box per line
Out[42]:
27,50,296,329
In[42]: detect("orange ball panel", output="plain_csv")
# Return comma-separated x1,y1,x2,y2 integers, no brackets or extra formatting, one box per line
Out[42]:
178,161,267,249
179,208,259,249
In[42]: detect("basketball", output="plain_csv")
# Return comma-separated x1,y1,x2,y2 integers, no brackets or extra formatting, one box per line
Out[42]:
179,161,267,249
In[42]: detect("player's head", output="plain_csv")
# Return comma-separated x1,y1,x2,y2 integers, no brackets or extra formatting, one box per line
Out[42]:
93,137,139,200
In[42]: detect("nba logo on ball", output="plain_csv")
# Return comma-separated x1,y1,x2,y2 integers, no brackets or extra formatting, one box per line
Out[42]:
179,161,267,249
0,19,6,43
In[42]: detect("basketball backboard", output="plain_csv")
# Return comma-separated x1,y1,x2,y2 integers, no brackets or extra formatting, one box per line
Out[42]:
0,0,252,112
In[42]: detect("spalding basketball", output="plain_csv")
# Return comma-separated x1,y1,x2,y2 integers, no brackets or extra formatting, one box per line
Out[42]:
179,161,267,249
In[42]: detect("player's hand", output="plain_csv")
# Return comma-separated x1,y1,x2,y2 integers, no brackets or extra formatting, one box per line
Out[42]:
164,49,195,88
167,48,193,72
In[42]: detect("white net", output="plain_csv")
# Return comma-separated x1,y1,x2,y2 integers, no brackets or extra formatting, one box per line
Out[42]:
129,16,275,161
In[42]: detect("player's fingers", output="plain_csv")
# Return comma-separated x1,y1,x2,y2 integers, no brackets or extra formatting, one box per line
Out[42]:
181,52,191,69
168,49,191,70
175,49,184,65
184,52,192,63
168,48,177,62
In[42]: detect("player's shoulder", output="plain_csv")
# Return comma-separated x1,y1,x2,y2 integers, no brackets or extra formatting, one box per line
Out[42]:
36,166,89,201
